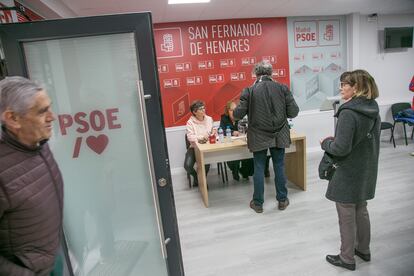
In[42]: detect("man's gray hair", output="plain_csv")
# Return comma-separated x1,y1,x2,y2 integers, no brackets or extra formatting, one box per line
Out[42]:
253,61,273,77
0,76,44,116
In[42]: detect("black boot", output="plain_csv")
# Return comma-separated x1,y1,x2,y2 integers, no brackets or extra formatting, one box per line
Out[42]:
192,173,198,187
326,255,355,271
232,170,240,181
355,249,371,262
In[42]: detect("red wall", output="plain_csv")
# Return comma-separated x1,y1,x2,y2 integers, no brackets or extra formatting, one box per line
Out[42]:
154,18,289,127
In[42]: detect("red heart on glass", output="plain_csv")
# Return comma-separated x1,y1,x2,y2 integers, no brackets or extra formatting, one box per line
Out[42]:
86,134,109,154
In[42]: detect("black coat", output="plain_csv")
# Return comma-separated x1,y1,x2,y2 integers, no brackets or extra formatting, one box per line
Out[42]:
234,76,299,152
321,97,380,203
219,114,238,135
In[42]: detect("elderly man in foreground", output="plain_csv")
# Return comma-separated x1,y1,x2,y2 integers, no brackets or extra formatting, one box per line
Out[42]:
0,76,64,276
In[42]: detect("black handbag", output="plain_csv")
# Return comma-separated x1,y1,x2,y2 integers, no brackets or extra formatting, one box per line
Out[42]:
318,152,338,180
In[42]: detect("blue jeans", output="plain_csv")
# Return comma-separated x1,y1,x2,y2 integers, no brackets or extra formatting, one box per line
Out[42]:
252,147,287,205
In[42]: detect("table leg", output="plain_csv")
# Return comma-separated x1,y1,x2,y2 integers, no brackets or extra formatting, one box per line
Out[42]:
285,138,307,191
194,146,209,207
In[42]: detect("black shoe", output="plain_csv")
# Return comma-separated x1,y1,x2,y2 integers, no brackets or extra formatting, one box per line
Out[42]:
249,200,263,213
241,173,249,180
326,255,355,271
355,249,371,262
192,175,198,187
232,170,240,181
278,198,289,210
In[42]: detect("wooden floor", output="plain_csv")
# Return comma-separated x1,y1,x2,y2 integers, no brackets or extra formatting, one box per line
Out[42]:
172,138,414,276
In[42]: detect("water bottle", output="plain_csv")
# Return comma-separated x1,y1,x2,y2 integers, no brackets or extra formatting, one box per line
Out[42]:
218,127,224,143
225,126,231,143
288,118,293,129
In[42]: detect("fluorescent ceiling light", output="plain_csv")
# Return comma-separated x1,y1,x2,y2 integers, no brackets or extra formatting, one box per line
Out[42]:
169,0,210,4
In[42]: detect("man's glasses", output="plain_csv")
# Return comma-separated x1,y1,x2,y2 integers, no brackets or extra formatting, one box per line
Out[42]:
197,107,206,111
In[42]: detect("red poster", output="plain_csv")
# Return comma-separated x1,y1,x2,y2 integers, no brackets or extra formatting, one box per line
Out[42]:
154,18,289,127
14,1,44,22
0,3,15,23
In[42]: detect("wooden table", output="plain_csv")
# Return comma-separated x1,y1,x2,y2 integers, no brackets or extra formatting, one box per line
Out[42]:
193,130,306,207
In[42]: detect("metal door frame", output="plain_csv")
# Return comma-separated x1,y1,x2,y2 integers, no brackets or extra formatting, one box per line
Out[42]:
0,13,184,276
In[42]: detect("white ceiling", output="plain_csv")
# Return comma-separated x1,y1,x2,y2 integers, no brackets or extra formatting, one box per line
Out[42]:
18,0,414,23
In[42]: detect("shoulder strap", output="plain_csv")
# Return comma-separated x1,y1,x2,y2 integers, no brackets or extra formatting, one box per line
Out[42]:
351,117,377,150
332,115,377,161
365,117,377,139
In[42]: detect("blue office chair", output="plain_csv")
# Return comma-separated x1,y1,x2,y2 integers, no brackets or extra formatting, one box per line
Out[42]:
391,102,412,145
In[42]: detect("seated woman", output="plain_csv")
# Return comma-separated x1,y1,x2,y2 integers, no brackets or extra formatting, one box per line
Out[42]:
220,101,253,180
184,100,214,186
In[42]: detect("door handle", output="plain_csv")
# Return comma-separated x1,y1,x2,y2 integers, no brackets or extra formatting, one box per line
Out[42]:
137,80,151,100
165,237,171,245
138,81,151,100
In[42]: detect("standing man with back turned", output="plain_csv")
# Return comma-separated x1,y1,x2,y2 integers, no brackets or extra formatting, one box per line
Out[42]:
0,76,64,275
234,61,299,213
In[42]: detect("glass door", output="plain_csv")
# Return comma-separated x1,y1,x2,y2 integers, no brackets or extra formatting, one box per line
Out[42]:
0,13,183,276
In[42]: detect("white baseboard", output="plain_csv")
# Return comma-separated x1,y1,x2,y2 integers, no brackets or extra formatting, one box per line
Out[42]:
171,167,186,176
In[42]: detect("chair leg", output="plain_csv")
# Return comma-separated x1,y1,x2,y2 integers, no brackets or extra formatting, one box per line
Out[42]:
411,126,414,140
218,163,225,183
391,127,396,148
224,162,228,182
403,123,408,145
391,122,396,145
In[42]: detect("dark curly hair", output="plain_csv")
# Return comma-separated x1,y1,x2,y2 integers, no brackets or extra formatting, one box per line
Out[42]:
252,61,273,77
190,100,205,114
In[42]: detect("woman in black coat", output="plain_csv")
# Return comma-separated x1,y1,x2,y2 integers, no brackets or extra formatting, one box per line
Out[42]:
220,101,253,180
320,70,381,271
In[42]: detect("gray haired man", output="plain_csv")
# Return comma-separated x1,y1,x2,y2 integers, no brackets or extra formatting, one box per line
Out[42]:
0,76,64,275
234,61,299,213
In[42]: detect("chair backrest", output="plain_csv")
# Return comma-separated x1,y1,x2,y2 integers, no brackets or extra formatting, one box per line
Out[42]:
185,133,190,149
391,102,411,120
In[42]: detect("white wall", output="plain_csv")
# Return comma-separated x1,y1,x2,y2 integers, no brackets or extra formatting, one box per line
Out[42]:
357,13,414,106
166,103,399,173
166,13,414,172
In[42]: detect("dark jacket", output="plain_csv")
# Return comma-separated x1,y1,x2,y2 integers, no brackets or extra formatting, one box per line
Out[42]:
0,128,64,276
321,97,380,203
219,114,238,135
234,76,299,152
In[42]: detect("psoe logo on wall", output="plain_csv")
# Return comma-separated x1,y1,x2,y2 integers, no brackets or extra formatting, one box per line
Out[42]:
172,94,190,124
294,21,318,48
319,20,340,46
294,20,340,48
154,27,184,59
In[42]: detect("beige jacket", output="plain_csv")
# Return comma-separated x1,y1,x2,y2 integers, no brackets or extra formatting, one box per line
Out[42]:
186,115,213,145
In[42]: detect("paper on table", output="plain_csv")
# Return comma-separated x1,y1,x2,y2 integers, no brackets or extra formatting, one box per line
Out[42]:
231,135,247,141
